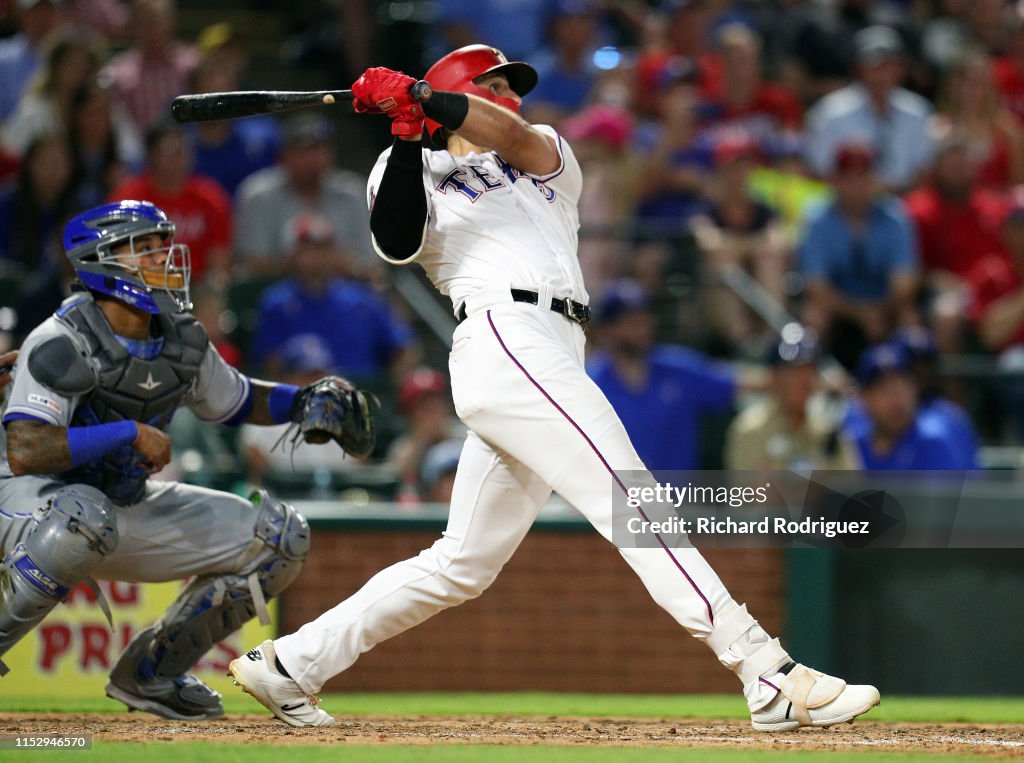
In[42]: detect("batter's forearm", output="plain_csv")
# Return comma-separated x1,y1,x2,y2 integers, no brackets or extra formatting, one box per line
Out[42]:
453,95,559,175
6,420,72,475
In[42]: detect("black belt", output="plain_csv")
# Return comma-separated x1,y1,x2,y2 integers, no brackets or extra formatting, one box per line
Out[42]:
457,289,591,327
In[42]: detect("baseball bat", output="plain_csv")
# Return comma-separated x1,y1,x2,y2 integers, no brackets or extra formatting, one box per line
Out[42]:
171,81,433,123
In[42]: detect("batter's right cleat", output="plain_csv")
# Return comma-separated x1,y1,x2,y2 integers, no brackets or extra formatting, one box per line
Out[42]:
750,664,880,732
106,628,224,720
228,640,335,727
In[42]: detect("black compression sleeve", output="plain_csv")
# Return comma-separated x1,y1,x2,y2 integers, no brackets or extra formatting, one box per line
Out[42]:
370,137,427,261
422,91,469,131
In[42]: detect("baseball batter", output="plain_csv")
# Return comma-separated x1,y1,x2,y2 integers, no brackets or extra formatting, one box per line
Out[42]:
0,201,374,720
230,46,880,731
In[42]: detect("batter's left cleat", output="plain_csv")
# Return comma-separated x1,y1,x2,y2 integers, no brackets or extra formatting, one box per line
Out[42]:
750,664,880,732
106,626,224,720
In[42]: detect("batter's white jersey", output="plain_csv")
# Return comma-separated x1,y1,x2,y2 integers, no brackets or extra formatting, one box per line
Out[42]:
367,125,589,312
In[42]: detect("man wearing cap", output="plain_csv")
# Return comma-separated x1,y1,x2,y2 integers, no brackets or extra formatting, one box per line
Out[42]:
587,279,736,471
250,211,414,382
799,140,921,370
848,342,964,470
386,367,463,501
805,25,934,192
726,328,859,471
691,130,789,350
234,113,373,278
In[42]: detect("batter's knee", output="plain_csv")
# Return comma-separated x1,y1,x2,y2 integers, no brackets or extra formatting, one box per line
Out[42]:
247,489,310,596
423,540,502,602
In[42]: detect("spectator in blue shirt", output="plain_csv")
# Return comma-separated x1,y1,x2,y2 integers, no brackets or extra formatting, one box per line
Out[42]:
251,211,416,383
0,0,64,120
586,280,735,471
183,27,280,198
522,0,601,128
843,328,980,469
799,142,921,370
848,342,969,470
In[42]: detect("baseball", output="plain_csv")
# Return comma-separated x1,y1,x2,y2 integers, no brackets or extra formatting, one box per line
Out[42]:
323,93,335,104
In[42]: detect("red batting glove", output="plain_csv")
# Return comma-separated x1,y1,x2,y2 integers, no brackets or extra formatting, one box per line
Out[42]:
352,67,424,137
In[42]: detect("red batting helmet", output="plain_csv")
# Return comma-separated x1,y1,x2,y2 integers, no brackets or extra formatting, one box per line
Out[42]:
423,44,538,141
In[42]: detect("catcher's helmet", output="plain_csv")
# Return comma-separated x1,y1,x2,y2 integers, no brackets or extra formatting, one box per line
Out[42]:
423,44,538,141
63,200,192,314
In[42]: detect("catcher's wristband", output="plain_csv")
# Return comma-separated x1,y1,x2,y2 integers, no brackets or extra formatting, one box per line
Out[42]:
67,420,139,467
269,384,300,425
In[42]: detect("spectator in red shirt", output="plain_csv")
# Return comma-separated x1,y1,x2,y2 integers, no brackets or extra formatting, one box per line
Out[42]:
993,10,1024,125
938,47,1024,191
700,23,802,154
634,0,724,119
905,127,1006,353
969,186,1024,352
100,0,197,133
968,185,1024,440
109,120,232,286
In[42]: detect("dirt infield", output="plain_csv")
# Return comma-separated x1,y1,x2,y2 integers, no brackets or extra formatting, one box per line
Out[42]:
2,714,1023,757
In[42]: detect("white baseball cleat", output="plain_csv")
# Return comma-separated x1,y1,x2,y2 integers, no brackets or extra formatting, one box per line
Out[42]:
750,664,880,732
227,640,335,727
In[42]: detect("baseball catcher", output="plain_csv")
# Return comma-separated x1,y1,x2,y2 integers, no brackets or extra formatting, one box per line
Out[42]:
0,200,375,720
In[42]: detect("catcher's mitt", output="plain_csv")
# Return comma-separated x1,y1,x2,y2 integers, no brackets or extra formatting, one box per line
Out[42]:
277,376,378,460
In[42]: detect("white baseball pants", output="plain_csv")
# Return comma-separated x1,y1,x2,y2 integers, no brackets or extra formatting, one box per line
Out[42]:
275,299,778,704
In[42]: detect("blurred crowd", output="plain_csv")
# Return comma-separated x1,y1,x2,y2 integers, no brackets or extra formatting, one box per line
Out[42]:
3,0,1024,504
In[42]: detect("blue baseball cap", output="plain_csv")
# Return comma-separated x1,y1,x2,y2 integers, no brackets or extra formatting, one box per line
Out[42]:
596,279,651,323
856,342,912,387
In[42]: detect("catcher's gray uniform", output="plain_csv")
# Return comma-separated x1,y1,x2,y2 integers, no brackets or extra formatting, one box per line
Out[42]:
0,292,310,719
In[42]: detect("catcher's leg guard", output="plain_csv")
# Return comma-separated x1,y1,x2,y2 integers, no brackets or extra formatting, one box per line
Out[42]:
0,486,118,675
107,492,309,719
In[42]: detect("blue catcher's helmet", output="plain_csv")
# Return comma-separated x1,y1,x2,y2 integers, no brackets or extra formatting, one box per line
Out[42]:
63,200,192,314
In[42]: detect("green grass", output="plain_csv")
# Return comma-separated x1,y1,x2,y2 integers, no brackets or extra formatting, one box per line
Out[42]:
0,745,1006,763
0,692,1021,724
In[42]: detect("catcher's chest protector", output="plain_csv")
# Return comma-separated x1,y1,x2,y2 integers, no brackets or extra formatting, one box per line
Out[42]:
55,292,209,430
40,293,209,504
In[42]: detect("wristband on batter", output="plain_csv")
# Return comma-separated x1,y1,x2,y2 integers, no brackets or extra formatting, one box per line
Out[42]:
67,420,139,468
422,91,469,131
269,383,300,425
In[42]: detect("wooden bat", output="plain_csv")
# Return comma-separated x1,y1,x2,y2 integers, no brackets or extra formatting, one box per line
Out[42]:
170,81,433,123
